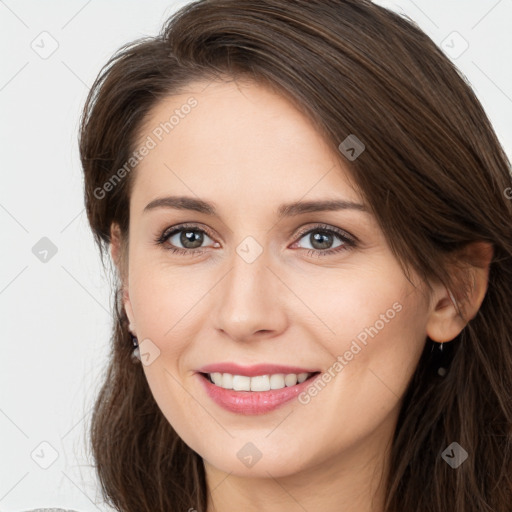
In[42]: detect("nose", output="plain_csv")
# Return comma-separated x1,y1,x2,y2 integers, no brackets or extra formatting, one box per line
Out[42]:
212,248,288,342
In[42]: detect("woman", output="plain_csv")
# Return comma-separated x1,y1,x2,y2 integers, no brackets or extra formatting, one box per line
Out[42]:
79,0,512,510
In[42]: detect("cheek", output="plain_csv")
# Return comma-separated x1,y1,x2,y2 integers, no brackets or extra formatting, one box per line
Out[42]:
285,281,428,463
295,265,428,408
331,297,427,393
126,258,217,416
128,267,202,432
128,256,207,345
289,263,422,351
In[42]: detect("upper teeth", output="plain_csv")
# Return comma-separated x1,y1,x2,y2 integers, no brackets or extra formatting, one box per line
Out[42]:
208,372,311,391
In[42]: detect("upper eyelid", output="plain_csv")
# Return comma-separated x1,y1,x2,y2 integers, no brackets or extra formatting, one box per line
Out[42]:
162,222,216,241
294,223,354,240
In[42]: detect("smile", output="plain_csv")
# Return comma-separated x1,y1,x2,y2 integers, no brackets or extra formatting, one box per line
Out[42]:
196,369,321,415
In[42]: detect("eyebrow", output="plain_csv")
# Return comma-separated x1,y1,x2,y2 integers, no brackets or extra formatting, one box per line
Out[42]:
143,195,368,218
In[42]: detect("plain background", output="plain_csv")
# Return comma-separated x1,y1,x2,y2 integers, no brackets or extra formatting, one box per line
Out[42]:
1,0,511,510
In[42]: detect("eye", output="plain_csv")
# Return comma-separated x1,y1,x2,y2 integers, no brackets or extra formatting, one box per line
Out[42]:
155,223,218,255
168,228,213,249
293,224,356,256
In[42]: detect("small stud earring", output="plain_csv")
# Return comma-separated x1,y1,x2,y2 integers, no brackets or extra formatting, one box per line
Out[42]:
130,333,140,363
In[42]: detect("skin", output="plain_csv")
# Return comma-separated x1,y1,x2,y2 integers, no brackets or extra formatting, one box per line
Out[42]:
110,78,492,512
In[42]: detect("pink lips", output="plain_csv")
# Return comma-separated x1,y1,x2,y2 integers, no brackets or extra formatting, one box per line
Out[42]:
196,362,321,415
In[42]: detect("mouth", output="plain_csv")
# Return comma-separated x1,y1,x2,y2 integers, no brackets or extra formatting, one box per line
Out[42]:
196,369,322,415
195,362,323,414
199,371,321,391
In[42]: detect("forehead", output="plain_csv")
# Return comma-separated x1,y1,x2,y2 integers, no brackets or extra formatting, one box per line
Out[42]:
130,79,363,212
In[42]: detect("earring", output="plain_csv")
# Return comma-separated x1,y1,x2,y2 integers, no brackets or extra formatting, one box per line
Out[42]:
131,333,140,363
436,343,447,377
430,340,448,377
127,321,140,363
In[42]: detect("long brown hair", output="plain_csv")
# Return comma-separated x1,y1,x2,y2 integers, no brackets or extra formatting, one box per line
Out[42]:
79,1,512,510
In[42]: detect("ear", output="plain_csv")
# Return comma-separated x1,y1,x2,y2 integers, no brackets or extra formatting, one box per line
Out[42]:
110,222,122,269
110,223,136,334
426,241,493,343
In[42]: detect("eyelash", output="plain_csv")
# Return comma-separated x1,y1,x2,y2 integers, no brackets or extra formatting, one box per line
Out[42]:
154,222,357,258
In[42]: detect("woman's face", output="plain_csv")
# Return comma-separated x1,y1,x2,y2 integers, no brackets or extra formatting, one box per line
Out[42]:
120,79,433,479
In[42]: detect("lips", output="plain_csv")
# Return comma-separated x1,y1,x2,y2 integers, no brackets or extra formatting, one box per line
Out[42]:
195,362,322,414
197,370,322,414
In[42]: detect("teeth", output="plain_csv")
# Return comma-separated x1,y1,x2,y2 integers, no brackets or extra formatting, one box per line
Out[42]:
207,372,311,391
284,374,297,386
211,372,223,386
269,373,285,389
250,375,270,392
232,375,251,391
297,372,309,383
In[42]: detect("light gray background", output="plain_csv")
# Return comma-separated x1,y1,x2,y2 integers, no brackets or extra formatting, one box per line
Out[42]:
1,0,511,510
